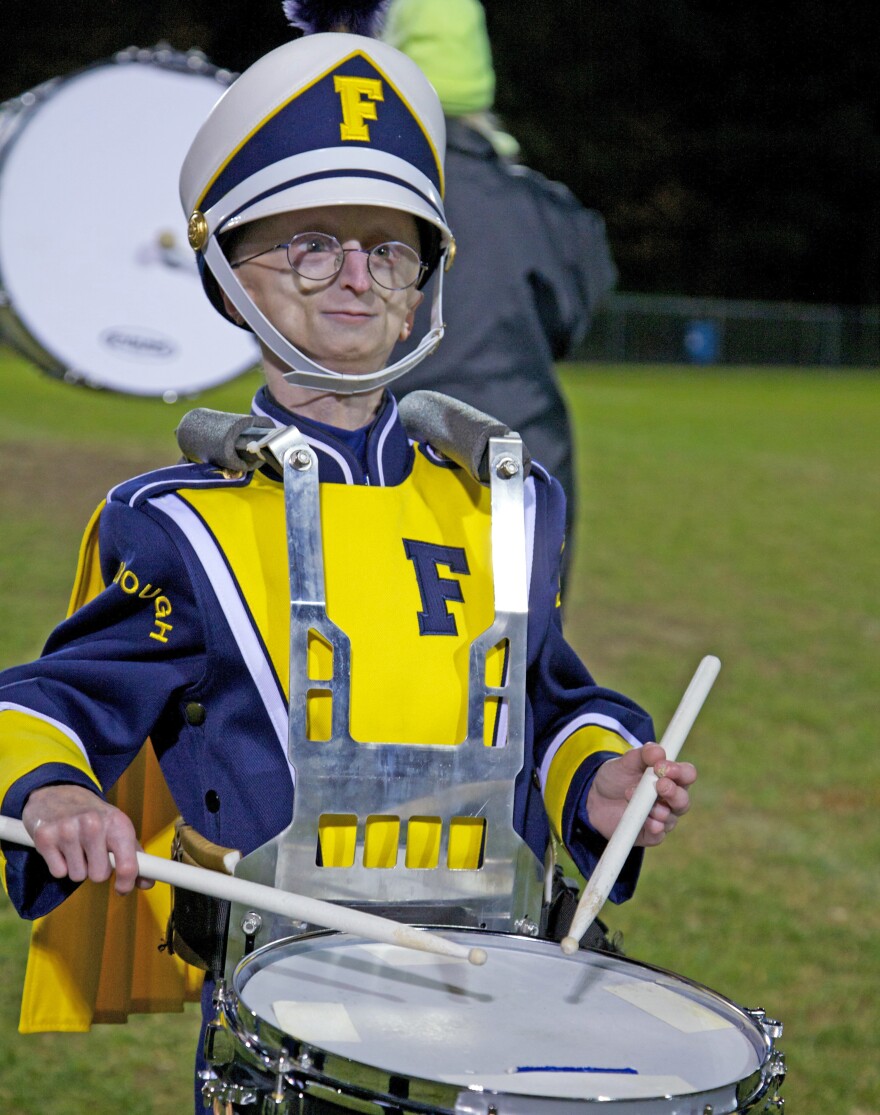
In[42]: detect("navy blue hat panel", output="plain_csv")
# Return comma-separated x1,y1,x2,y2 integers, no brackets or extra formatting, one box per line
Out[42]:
201,52,443,215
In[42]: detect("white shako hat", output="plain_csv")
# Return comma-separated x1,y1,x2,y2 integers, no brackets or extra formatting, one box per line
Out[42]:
180,29,453,394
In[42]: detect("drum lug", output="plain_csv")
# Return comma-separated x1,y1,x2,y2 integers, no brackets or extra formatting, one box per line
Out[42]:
261,1059,296,1115
260,1098,294,1115
768,1049,787,1094
204,1018,235,1067
739,1008,786,1111
746,1006,785,1041
260,1100,293,1115
204,981,236,1067
295,1050,315,1073
513,917,539,937
201,1076,260,1109
241,910,264,954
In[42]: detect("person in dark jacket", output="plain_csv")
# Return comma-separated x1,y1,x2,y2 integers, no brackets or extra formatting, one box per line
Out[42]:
384,0,617,584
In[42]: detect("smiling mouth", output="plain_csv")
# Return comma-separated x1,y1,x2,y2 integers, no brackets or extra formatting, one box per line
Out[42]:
323,309,374,320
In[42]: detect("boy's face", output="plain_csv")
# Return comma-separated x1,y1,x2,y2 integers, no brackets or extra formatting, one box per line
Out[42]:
227,204,423,377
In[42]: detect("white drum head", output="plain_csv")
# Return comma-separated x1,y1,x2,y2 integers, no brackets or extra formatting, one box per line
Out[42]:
0,51,259,397
233,930,772,1108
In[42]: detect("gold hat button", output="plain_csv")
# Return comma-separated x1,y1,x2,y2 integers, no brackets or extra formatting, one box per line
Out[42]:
187,210,209,251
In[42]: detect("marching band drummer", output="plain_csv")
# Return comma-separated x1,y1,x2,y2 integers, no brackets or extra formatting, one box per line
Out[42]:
0,3,696,1108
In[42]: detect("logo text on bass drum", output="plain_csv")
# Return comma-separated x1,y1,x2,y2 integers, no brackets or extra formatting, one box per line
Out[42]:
100,327,178,361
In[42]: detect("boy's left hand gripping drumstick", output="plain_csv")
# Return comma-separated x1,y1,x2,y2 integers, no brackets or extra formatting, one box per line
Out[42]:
560,655,721,955
0,817,488,966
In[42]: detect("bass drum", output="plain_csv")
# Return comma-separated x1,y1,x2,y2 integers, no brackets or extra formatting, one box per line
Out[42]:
0,45,259,399
207,928,786,1114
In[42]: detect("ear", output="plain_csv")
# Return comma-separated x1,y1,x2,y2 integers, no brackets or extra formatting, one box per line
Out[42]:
399,289,423,341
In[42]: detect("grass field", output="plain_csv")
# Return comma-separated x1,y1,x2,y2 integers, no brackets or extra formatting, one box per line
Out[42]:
0,351,878,1113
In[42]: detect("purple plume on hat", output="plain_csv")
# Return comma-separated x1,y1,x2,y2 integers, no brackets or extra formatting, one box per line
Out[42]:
282,0,391,36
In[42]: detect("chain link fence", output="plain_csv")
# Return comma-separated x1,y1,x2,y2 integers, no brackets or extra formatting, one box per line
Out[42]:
577,293,879,367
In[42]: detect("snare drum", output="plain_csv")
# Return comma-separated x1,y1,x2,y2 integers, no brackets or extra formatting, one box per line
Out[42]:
207,929,785,1115
0,46,259,398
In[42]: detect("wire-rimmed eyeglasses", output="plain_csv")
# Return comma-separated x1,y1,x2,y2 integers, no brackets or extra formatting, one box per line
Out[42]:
229,231,427,291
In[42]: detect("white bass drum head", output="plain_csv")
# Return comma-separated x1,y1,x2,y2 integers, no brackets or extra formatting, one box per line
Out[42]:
0,48,259,398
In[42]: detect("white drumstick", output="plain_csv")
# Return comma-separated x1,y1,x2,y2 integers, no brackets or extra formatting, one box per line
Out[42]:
0,816,487,966
560,655,721,955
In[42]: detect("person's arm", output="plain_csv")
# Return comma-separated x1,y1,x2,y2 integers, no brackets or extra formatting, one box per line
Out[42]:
528,611,654,900
513,168,618,356
525,470,696,899
0,497,208,915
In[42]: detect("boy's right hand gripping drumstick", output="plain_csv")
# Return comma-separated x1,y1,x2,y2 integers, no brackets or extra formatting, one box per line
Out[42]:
560,655,721,955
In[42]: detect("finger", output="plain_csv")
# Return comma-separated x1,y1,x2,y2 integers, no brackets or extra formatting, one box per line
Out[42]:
655,778,691,816
105,823,141,896
109,850,141,895
647,803,679,831
659,760,697,787
77,814,116,885
639,800,683,845
39,816,98,882
31,830,74,881
652,806,679,833
639,742,666,768
647,800,672,824
638,820,667,846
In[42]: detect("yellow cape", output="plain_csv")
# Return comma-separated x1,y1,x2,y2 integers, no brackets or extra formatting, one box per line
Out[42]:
18,504,202,1033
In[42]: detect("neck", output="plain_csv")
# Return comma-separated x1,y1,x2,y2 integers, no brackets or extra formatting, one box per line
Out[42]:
263,361,385,431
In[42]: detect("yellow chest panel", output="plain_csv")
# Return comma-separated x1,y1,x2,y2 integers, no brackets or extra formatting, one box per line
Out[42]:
181,453,496,745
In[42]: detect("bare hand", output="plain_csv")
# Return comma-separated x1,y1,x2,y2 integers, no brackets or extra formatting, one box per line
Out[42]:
21,784,151,895
586,743,697,847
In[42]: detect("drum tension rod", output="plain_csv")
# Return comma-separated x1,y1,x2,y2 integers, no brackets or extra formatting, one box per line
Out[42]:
241,910,263,955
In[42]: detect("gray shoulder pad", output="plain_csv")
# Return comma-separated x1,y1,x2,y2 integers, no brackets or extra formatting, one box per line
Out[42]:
176,409,275,472
398,390,531,484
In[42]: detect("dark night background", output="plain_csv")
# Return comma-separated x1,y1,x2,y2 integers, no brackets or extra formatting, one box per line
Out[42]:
1,0,877,306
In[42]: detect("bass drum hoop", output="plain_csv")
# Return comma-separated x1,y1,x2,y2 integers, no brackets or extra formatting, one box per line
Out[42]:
220,927,783,1115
